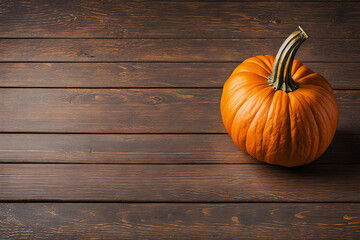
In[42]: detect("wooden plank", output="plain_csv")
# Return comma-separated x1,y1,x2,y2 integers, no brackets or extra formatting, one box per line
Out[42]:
0,164,359,201
0,89,223,133
0,203,359,239
0,63,359,89
0,134,250,164
0,132,358,164
0,63,236,88
0,89,358,133
0,1,359,39
0,39,358,62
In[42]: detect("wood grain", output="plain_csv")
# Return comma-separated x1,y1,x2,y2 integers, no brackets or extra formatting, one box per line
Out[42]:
0,203,359,239
0,0,359,239
0,89,358,133
0,39,359,62
0,1,359,39
0,134,251,164
0,89,223,133
0,132,358,164
0,62,359,89
0,164,359,202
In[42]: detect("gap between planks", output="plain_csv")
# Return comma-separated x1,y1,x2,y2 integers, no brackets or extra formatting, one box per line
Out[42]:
1,200,360,204
0,87,358,90
1,61,360,63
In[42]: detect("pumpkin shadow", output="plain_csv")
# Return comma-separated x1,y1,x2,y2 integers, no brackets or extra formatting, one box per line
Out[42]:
266,130,360,179
312,130,360,165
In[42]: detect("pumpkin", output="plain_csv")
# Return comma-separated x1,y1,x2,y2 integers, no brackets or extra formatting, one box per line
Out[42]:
220,26,338,167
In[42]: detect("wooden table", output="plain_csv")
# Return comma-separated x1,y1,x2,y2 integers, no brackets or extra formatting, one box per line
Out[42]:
0,1,359,239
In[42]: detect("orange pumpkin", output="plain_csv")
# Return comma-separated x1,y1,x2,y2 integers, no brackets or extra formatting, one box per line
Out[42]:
220,26,338,167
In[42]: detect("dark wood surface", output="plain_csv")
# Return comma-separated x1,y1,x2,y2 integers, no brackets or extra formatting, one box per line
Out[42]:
1,164,360,202
0,131,358,164
1,39,359,62
1,1,359,39
0,89,358,133
1,62,359,88
0,203,358,240
0,0,359,239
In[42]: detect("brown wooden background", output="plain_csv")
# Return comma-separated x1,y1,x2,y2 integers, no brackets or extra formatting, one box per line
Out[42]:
0,0,359,239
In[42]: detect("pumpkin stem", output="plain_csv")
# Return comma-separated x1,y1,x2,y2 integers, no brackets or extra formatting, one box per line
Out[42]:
268,26,308,92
